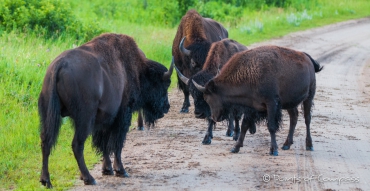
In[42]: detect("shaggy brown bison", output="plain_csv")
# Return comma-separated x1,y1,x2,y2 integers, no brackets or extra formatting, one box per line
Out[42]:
176,39,248,144
193,45,323,156
173,9,228,113
38,33,173,188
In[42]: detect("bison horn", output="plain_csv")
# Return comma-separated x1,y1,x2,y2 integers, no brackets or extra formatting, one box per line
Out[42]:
174,65,189,86
163,57,175,80
179,37,191,56
192,79,206,93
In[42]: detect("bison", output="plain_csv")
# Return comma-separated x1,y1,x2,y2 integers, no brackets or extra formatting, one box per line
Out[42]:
173,9,228,113
38,33,173,188
176,39,248,144
193,45,323,156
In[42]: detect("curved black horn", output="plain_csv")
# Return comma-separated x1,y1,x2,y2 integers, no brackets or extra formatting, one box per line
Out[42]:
163,57,174,80
179,37,191,56
192,79,206,93
174,65,189,86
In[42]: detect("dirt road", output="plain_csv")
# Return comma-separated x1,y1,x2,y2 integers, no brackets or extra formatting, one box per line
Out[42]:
73,18,370,191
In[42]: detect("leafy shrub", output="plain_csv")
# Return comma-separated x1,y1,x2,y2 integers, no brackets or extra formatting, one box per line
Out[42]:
0,0,104,41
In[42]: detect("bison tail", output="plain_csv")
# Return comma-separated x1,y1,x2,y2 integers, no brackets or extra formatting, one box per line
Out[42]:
38,65,62,150
304,52,323,73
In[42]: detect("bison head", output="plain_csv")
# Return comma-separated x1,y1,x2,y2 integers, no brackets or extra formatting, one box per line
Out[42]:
141,58,174,125
192,79,225,122
179,37,211,74
176,65,213,119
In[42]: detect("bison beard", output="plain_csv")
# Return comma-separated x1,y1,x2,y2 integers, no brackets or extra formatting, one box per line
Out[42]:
172,9,228,113
194,45,323,156
38,33,173,188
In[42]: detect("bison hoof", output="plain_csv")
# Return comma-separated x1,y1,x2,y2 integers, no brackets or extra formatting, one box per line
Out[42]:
102,168,114,175
180,108,189,113
83,178,97,185
40,179,53,189
231,147,240,153
269,150,279,156
137,126,144,131
282,145,291,150
249,127,256,134
226,131,234,137
306,146,314,151
202,139,212,145
115,169,130,178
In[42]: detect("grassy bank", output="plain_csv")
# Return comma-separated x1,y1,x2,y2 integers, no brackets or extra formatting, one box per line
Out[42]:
0,0,369,190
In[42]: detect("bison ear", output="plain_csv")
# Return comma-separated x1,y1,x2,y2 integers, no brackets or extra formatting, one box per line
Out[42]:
205,80,217,94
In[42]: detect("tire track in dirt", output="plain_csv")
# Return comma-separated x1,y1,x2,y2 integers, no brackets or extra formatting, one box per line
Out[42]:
72,18,370,191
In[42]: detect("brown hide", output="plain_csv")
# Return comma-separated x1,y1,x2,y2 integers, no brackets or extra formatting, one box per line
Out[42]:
206,45,320,119
202,39,248,74
172,9,228,78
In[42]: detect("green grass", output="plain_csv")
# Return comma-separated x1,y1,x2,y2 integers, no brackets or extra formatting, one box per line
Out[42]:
0,0,369,190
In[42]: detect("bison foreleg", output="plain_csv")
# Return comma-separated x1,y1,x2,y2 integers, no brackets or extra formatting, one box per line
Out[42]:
137,110,144,131
232,114,241,141
180,87,191,113
102,151,114,175
282,107,298,150
231,116,254,153
226,116,234,137
202,118,215,145
113,147,129,177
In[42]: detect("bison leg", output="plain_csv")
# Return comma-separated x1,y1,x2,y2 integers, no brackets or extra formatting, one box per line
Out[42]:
113,147,129,177
72,123,96,185
202,118,215,145
233,115,240,141
303,99,314,151
282,107,298,150
267,100,281,156
231,116,254,153
226,116,234,137
40,138,53,188
137,110,144,131
102,151,114,175
180,82,190,113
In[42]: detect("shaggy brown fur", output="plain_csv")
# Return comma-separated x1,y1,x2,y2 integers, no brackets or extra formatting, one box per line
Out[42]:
172,9,228,113
38,33,173,188
199,45,322,156
217,46,310,86
203,39,248,74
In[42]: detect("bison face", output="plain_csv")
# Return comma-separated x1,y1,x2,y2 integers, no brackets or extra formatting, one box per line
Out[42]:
188,72,214,119
198,80,224,122
179,37,211,75
141,60,173,125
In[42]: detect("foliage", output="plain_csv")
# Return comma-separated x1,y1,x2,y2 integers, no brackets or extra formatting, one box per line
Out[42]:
0,0,104,41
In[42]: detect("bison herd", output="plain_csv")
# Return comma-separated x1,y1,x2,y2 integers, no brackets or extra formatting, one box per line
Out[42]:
38,10,322,188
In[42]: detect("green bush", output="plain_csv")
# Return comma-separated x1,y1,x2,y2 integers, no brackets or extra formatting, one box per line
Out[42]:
0,0,104,41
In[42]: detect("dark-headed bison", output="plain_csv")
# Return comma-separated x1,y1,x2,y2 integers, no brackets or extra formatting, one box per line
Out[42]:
38,33,173,188
173,9,228,113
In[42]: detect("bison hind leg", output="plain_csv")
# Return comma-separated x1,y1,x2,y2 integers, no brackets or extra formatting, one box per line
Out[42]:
303,90,315,151
282,107,299,150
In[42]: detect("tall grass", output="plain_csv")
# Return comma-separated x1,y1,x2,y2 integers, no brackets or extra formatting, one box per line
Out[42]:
0,0,369,190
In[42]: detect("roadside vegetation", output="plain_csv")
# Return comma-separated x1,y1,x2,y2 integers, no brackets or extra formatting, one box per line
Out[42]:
0,0,369,190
